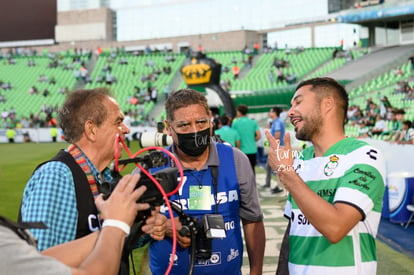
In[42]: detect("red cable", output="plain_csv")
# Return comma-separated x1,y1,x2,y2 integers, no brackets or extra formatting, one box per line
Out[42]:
114,135,184,275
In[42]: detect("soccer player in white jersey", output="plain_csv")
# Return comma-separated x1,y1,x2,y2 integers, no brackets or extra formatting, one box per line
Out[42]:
266,77,386,275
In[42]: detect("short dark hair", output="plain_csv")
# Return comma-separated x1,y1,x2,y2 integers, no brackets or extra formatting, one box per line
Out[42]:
236,104,248,115
296,77,349,124
219,115,230,126
58,87,112,143
165,89,209,121
403,120,412,128
270,106,282,117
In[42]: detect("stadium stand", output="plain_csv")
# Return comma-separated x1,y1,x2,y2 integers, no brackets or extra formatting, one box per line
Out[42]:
83,51,185,122
0,51,91,126
1,45,413,144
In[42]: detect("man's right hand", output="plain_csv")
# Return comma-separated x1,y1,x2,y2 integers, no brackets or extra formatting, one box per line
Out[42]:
165,217,192,248
95,174,150,227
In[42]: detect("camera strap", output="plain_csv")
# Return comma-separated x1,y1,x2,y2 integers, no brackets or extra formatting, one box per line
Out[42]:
210,166,219,214
0,216,46,248
68,144,100,199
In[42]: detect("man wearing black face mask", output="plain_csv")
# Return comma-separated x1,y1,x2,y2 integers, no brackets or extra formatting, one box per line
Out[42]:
170,127,211,157
149,89,265,275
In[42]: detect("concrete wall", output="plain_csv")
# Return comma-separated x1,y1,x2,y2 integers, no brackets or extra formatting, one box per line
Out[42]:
55,8,113,42
38,29,260,54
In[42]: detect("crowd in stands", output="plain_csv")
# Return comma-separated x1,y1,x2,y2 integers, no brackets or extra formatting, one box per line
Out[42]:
268,56,297,85
349,96,414,144
0,45,178,131
1,103,156,132
332,48,355,61
0,46,93,103
1,103,58,129
1,43,413,149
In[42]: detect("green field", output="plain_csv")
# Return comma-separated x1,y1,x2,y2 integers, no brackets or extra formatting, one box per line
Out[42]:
1,142,414,274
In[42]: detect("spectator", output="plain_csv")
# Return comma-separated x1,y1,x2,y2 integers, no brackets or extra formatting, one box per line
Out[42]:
50,126,58,142
379,96,392,118
148,89,265,274
6,127,16,143
356,120,371,138
263,107,285,194
393,120,414,144
232,64,240,79
163,84,170,100
1,82,12,90
394,80,411,94
42,89,50,97
105,72,116,85
247,54,253,68
349,106,363,125
23,131,31,142
277,68,285,83
268,70,275,84
1,109,9,120
256,126,267,165
406,88,414,100
49,76,56,85
27,59,36,66
231,56,238,64
285,73,297,84
409,54,414,71
232,104,261,174
28,86,38,95
38,75,48,82
150,87,158,103
392,67,404,76
370,114,388,136
80,66,88,83
214,114,240,148
73,69,80,81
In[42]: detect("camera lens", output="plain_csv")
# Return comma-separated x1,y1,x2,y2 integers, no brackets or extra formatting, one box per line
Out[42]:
133,131,173,148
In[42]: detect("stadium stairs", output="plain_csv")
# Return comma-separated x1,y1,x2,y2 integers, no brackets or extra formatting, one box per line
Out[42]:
147,62,185,122
326,44,414,90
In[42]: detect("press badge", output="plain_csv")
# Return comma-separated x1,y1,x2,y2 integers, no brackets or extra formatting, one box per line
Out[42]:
189,186,212,210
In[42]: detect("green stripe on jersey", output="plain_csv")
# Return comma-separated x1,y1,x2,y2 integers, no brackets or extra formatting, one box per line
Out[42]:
291,163,384,212
360,233,377,262
337,163,385,212
289,234,377,266
289,235,354,266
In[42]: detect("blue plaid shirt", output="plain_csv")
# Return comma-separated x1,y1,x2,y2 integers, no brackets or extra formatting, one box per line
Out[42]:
20,150,113,251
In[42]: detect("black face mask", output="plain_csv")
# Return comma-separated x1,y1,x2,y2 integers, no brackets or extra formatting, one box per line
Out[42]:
174,127,211,157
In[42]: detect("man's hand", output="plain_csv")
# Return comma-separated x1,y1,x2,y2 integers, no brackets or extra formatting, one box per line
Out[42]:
265,130,294,174
142,208,167,241
95,174,150,227
165,217,192,248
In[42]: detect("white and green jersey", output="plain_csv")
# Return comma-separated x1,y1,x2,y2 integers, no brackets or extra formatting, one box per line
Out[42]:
285,137,386,275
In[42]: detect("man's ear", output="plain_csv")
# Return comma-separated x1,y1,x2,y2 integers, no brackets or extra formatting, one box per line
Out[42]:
322,96,334,114
165,120,173,136
84,120,97,141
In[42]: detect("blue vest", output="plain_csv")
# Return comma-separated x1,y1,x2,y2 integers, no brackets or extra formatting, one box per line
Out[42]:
150,143,243,275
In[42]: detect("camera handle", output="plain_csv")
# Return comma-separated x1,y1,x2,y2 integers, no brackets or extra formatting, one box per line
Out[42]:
169,202,198,275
